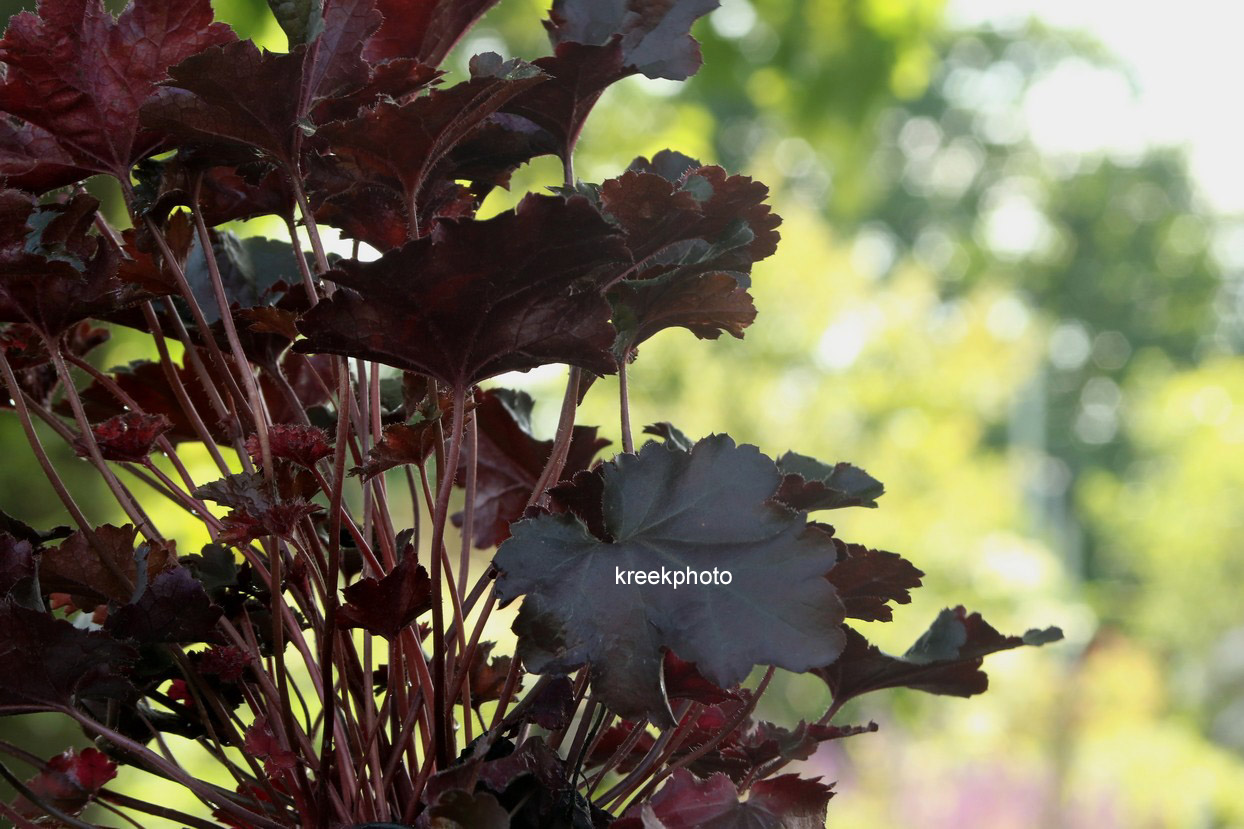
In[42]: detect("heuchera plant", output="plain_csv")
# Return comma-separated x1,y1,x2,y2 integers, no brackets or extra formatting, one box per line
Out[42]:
0,0,1062,826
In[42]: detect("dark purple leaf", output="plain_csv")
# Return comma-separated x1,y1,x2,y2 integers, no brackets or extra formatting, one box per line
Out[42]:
295,194,627,386
193,471,321,545
416,789,509,829
825,539,923,623
774,451,885,511
0,534,40,609
454,388,609,549
500,0,717,163
0,601,136,710
336,557,432,639
74,412,172,463
814,607,1063,704
39,524,175,610
142,0,380,165
494,435,845,726
0,190,137,336
364,0,501,66
105,564,222,644
316,54,547,237
0,0,236,186
615,769,834,829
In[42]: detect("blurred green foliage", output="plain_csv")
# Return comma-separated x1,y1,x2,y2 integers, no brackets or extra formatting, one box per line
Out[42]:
1,0,1241,826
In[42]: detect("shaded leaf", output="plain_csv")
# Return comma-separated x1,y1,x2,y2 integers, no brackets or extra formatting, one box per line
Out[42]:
416,789,509,829
247,424,333,469
296,194,627,386
106,564,222,644
0,190,134,336
317,54,548,236
39,524,174,610
455,388,609,549
523,675,575,731
825,539,923,623
774,451,885,511
0,601,136,710
337,557,432,639
12,746,117,822
814,607,1063,704
74,412,172,463
615,769,834,829
0,0,236,185
663,651,737,705
0,534,40,609
0,508,71,545
494,435,845,726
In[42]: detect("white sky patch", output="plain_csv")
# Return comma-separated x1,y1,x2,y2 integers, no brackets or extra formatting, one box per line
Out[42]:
949,0,1244,213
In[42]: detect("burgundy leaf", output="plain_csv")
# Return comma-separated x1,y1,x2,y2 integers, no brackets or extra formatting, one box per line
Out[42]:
316,53,547,237
774,451,885,511
0,117,89,194
0,534,40,609
0,601,136,710
247,424,333,469
501,0,718,161
142,0,380,165
454,388,609,549
523,675,576,730
12,747,117,821
495,435,845,726
242,716,297,778
0,190,135,336
539,465,610,542
0,0,236,186
71,356,230,445
75,412,172,463
336,557,432,639
814,607,1063,704
663,650,738,705
197,644,252,682
105,564,222,644
615,769,834,829
39,524,175,610
193,471,321,545
416,789,509,829
351,420,441,481
825,539,924,623
295,194,627,386
466,642,518,710
364,0,501,66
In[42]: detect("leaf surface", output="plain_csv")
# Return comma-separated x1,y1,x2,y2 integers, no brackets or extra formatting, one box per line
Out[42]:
814,607,1063,703
295,194,626,386
494,435,844,725
0,0,236,185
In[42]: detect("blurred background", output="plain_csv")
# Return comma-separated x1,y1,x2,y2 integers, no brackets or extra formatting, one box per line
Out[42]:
2,0,1242,826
